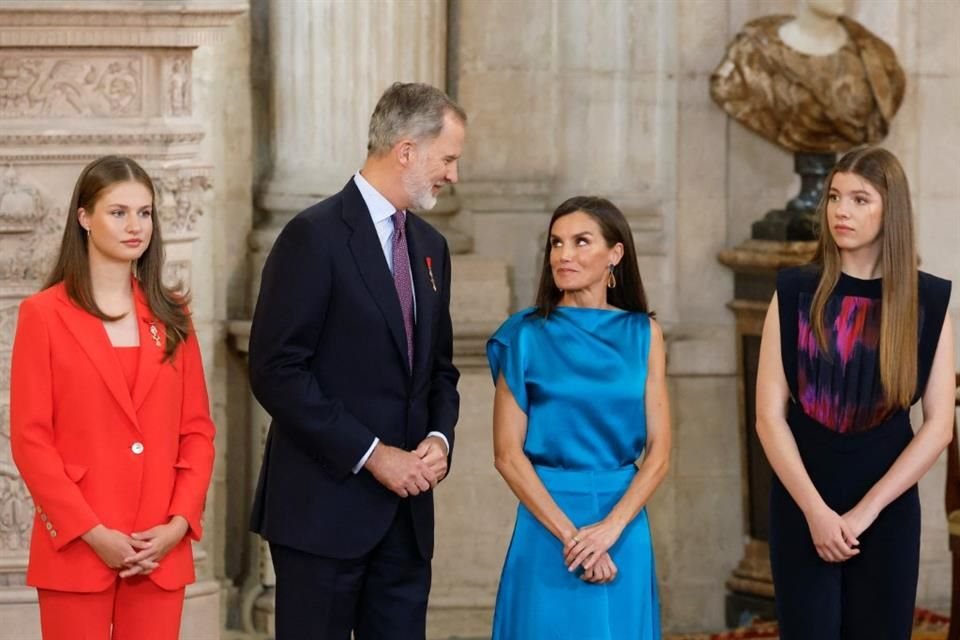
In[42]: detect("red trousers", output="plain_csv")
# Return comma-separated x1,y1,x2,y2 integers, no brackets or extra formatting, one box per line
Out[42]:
37,577,185,640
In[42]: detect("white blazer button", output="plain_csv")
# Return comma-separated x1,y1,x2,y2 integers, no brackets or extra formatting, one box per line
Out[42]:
131,442,145,455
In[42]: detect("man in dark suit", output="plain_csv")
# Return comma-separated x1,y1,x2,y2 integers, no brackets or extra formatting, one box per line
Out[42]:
248,82,465,639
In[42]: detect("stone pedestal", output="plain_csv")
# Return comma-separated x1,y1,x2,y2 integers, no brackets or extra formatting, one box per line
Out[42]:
0,2,243,637
717,240,816,626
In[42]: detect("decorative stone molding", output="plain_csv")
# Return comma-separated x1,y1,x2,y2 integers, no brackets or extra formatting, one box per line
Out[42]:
0,166,46,233
0,53,142,118
0,352,9,391
0,161,60,299
0,3,246,49
162,259,192,292
0,465,31,556
165,56,191,117
153,167,212,237
0,304,20,353
0,2,242,636
0,402,9,463
0,131,204,150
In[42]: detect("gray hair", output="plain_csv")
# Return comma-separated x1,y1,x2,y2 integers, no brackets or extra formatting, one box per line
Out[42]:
367,82,467,155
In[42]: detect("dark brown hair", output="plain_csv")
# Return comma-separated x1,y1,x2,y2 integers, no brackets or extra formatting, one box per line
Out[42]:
810,146,918,408
45,155,191,360
534,196,651,317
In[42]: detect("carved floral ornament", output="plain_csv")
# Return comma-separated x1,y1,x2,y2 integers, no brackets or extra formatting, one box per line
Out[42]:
163,260,192,292
0,165,44,233
152,168,212,236
0,166,61,285
0,54,142,119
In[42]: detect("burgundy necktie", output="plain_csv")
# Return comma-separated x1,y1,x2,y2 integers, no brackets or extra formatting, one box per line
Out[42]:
391,210,415,368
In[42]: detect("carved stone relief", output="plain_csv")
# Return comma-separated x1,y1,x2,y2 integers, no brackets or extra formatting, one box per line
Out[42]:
0,53,142,118
0,351,10,391
0,166,61,289
0,304,18,353
163,259,192,293
0,227,62,289
0,402,9,466
0,166,44,233
166,56,191,117
153,168,211,236
0,465,31,554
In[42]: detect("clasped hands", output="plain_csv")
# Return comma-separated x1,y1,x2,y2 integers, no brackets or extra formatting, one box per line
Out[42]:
366,436,448,498
82,515,189,577
805,502,877,563
563,518,625,585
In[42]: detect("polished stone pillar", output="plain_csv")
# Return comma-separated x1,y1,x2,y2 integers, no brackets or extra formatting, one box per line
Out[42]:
0,2,243,637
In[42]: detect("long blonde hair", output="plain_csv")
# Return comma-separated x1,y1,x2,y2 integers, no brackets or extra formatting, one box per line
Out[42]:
810,146,918,408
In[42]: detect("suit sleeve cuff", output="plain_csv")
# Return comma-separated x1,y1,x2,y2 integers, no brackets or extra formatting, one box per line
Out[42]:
426,431,449,455
353,437,379,474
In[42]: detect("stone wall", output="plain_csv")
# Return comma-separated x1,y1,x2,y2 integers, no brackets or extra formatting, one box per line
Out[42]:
452,0,959,632
2,1,957,637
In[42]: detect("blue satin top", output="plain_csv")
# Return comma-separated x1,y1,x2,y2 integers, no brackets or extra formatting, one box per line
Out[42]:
487,306,652,470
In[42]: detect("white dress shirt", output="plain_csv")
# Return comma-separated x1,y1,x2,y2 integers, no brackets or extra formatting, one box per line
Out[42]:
351,172,450,473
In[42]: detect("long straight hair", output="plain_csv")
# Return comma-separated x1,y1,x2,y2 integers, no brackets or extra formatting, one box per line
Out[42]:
45,155,191,361
534,196,651,317
810,146,918,408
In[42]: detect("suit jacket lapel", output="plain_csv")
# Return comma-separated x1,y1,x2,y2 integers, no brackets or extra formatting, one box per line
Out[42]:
341,180,410,372
131,281,164,411
405,215,435,380
54,288,140,429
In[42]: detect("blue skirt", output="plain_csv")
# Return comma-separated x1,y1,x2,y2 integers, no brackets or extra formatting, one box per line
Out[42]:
492,466,661,639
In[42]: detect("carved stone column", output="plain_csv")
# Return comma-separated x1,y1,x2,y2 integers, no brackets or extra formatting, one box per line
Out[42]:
0,3,243,637
261,0,446,215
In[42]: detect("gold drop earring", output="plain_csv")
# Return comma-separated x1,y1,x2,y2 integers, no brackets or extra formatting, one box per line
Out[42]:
607,264,617,289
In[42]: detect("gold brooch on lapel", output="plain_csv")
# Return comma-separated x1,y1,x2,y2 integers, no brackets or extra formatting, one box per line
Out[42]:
148,322,162,349
425,257,437,292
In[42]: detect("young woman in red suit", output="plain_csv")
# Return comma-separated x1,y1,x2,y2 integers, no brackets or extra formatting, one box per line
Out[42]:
10,155,216,639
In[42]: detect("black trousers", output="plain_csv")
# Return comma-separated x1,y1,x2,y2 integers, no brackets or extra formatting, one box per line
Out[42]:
270,501,431,640
770,404,920,640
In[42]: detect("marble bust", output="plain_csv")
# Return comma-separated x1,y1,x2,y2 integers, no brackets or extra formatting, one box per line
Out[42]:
710,0,905,153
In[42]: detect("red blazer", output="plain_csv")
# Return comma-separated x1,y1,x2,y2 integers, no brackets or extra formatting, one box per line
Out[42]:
10,281,215,592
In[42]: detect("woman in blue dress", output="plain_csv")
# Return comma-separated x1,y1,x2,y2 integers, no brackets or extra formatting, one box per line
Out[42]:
488,196,670,639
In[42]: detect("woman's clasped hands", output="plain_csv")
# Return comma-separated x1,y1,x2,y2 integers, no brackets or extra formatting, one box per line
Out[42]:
564,518,624,584
82,515,189,578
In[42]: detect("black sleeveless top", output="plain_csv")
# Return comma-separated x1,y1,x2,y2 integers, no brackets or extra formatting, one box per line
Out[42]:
777,266,951,433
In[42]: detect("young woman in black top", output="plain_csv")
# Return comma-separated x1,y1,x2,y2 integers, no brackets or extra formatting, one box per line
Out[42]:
756,146,955,639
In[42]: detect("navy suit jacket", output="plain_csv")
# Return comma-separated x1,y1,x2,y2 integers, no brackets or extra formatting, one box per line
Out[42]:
248,178,460,560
